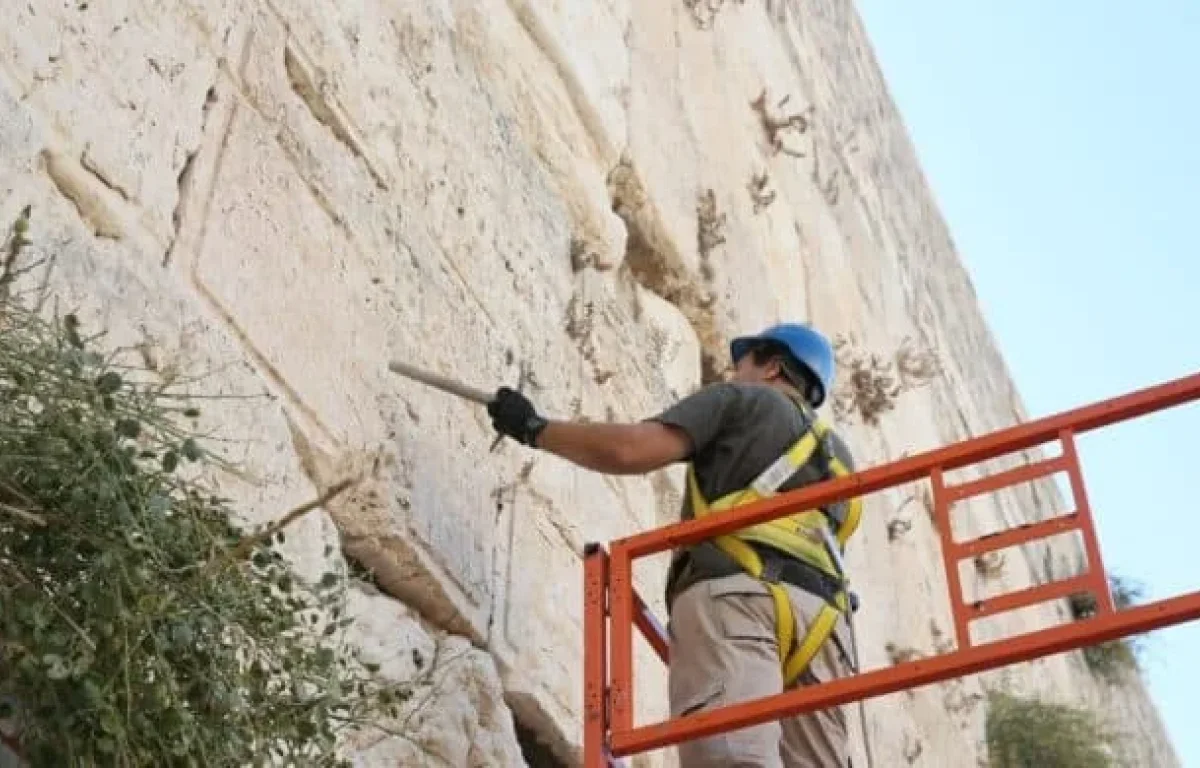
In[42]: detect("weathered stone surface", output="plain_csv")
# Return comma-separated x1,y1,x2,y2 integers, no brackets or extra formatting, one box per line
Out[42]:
0,0,1181,766
340,584,526,767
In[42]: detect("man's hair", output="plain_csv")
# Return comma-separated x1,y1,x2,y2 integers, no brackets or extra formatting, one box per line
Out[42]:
749,341,821,405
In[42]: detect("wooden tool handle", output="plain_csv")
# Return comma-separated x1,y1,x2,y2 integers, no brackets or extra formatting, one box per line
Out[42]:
387,360,494,405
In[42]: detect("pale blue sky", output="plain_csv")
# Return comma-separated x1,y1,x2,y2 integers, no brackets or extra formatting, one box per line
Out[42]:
854,0,1199,763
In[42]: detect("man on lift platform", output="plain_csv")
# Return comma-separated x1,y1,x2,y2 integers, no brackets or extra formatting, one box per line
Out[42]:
487,322,860,768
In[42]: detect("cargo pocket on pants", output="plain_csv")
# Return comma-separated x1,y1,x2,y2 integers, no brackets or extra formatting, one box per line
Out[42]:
672,679,726,719
708,577,779,648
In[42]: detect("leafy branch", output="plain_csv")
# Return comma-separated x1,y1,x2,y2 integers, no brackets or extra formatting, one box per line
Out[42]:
0,213,412,766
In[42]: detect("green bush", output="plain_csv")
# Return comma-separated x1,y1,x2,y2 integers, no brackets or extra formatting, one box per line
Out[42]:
0,213,405,765
985,691,1116,768
1067,574,1147,683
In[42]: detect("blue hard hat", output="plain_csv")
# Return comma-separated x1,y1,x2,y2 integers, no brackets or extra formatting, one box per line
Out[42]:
730,323,836,407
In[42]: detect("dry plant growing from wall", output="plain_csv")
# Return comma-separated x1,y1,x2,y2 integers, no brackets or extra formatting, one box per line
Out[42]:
1068,574,1146,684
895,335,943,389
564,293,597,364
683,0,745,29
902,734,924,764
886,518,913,541
885,642,924,665
930,620,953,654
974,551,1007,579
886,492,920,541
697,189,726,280
569,237,593,273
748,171,776,213
830,334,942,426
751,89,813,159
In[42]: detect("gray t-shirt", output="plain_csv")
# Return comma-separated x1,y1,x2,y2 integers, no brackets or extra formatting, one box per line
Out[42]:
647,381,856,605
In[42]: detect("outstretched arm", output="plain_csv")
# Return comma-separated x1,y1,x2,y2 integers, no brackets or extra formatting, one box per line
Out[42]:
533,420,692,475
486,383,739,476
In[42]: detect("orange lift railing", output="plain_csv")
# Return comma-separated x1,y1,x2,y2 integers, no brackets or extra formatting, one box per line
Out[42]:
583,370,1200,766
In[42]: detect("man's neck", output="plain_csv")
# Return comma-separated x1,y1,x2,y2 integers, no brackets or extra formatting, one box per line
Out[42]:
765,379,803,401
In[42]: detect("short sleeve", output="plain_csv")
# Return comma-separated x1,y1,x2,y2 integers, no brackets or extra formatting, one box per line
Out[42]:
644,383,741,458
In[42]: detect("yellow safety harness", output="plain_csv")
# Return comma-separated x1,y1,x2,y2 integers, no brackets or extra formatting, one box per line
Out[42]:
686,399,863,687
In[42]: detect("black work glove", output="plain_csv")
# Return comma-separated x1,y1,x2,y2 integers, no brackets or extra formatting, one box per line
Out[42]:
487,387,549,447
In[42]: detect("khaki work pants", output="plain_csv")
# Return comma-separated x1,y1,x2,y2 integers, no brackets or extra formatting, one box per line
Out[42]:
667,573,853,768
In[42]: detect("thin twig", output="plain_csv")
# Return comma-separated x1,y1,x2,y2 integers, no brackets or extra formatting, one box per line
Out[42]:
0,500,46,526
203,478,358,577
0,478,35,506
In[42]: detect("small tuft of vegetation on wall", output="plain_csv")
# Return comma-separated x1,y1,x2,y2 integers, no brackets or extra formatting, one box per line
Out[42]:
830,335,941,425
0,213,407,766
682,0,745,30
985,691,1116,768
1068,574,1147,684
974,551,1007,579
696,188,727,273
747,171,776,214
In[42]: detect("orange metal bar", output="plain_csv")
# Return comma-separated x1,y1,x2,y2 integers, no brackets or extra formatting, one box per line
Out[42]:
633,590,670,663
966,574,1094,622
1062,429,1116,615
611,371,1200,559
608,590,1200,755
952,513,1080,560
931,467,971,648
583,544,609,768
608,543,635,734
942,453,1068,503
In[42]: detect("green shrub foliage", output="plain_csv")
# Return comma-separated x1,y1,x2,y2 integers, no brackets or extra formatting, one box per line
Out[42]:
985,692,1116,768
0,218,403,766
1068,574,1147,683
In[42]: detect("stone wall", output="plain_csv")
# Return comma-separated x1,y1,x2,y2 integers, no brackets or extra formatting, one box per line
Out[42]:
0,0,1179,765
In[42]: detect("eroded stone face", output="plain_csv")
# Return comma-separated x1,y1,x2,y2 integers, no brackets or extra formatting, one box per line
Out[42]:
0,0,1180,767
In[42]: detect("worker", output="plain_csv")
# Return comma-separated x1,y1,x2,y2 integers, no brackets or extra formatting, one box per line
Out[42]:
487,322,859,768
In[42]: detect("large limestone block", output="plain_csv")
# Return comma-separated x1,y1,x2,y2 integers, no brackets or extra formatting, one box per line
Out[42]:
0,0,220,247
451,0,632,273
0,72,344,585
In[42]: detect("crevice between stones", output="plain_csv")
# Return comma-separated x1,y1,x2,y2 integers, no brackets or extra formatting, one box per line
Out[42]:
282,42,388,191
165,84,218,266
606,155,729,386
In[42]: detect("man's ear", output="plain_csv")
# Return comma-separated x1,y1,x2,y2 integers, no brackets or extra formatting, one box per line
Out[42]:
765,356,785,381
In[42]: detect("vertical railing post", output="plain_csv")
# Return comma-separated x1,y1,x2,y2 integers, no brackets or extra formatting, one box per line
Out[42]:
931,467,971,649
608,543,634,735
1060,429,1117,614
583,544,610,768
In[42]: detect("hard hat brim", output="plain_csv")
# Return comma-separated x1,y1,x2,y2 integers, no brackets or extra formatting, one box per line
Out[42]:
729,336,761,363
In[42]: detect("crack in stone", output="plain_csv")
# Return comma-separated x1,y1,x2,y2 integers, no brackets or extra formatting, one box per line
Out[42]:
283,42,388,191
606,156,729,385
165,84,218,266
80,147,133,202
